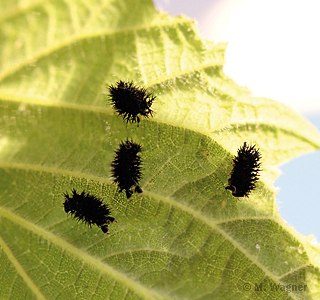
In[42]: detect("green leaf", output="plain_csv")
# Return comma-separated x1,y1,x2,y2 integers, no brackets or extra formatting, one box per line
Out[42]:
1,0,320,299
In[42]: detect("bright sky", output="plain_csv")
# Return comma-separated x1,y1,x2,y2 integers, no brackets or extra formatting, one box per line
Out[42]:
201,0,320,114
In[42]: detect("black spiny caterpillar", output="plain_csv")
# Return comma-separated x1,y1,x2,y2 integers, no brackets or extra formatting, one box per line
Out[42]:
108,80,155,126
63,189,116,234
111,139,143,199
225,142,262,197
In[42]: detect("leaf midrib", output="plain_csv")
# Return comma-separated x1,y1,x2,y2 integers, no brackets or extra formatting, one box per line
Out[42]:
0,18,196,82
0,92,317,155
0,206,171,300
0,234,47,300
213,122,320,149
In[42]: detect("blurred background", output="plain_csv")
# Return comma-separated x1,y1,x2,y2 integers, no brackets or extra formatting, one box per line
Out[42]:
154,0,320,242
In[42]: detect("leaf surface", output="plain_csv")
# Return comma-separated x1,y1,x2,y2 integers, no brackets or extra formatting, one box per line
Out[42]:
0,1,320,299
